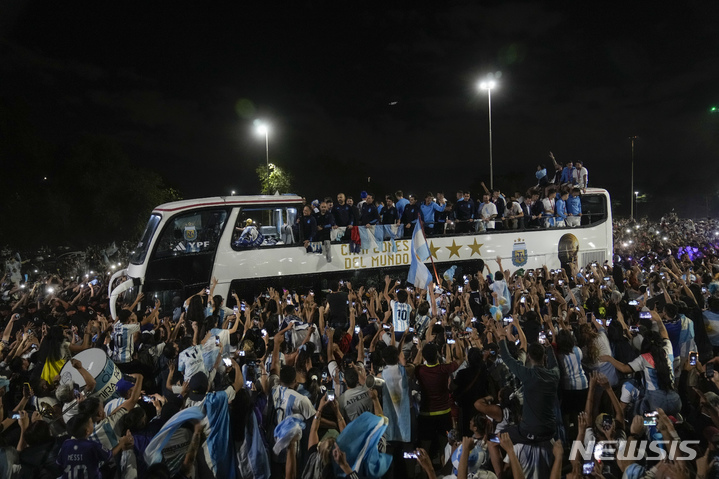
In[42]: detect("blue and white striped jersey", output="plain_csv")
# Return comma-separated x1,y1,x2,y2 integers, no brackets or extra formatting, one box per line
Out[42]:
390,300,412,332
111,323,140,364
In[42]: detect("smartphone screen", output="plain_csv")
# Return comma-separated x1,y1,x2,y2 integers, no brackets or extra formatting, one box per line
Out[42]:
643,411,658,426
327,390,335,401
707,363,715,378
223,358,232,367
689,351,697,366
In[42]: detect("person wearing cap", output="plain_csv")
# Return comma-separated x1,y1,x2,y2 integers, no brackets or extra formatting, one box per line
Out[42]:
102,377,136,416
184,357,242,408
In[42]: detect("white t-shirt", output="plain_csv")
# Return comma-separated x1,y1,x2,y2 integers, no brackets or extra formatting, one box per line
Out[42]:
271,385,316,424
480,202,498,228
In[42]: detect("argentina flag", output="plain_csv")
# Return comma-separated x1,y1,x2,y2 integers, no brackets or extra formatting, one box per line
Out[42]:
407,224,432,289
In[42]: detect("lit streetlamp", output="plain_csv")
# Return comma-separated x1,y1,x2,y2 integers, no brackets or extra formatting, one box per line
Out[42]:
478,80,497,190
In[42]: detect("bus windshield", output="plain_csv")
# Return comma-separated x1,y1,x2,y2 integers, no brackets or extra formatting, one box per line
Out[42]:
130,214,161,265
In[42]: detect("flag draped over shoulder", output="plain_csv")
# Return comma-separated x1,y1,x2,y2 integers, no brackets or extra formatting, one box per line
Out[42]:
335,412,392,478
237,411,271,479
205,390,238,479
407,224,432,289
144,407,205,470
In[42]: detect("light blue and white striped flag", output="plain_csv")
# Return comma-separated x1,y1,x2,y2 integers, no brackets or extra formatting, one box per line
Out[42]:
407,224,431,289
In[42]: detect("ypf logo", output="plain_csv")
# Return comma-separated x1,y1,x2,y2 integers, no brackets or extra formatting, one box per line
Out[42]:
512,238,528,267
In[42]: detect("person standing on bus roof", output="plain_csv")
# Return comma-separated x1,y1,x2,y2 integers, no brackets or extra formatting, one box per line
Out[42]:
419,192,446,236
401,194,421,238
314,201,335,243
381,195,399,225
555,191,569,228
332,193,355,231
299,206,317,251
359,193,380,226
395,190,409,219
566,187,582,227
477,194,497,232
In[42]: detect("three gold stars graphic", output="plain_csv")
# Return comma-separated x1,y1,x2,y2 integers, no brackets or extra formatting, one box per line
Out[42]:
427,238,483,259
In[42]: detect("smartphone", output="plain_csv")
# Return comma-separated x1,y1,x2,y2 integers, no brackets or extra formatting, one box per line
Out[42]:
689,351,698,366
503,317,512,325
413,337,419,344
142,395,153,403
12,413,21,420
383,324,390,330
403,451,418,459
643,411,658,426
239,350,246,357
558,280,564,285
90,279,99,286
233,306,239,315
707,363,715,378
322,372,328,381
457,286,463,293
628,300,638,306
261,329,267,337
369,318,377,323
629,325,640,333
538,331,546,345
605,318,613,325
205,288,210,295
354,326,360,334
408,327,415,333
488,434,500,444
327,390,335,401
589,278,595,283
520,296,526,303
639,311,652,320
245,380,253,389
215,336,220,346
447,339,456,345
583,460,594,474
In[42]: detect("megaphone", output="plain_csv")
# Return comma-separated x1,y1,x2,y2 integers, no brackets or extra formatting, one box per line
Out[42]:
365,375,385,389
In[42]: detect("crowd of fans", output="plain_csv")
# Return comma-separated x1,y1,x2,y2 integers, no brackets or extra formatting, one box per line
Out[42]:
4,205,719,478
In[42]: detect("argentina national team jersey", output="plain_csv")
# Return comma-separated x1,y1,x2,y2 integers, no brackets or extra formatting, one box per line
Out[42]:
111,323,140,364
178,345,207,382
390,300,412,332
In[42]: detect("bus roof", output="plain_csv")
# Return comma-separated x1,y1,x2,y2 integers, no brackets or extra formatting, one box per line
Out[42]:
153,194,304,213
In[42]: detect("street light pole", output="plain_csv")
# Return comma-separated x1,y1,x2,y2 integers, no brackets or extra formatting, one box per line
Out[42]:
629,135,637,220
479,80,497,190
256,123,270,194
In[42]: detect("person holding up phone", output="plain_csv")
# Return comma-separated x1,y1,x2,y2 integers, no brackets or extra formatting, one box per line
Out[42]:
600,310,681,416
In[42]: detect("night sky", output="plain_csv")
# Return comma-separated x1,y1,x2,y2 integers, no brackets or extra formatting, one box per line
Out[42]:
2,1,718,218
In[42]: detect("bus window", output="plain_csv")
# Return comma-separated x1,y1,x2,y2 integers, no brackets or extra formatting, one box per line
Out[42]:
581,194,607,226
130,214,161,265
231,206,296,249
154,209,228,258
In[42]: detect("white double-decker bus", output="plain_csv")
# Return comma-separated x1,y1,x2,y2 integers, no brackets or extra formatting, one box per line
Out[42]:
110,189,613,316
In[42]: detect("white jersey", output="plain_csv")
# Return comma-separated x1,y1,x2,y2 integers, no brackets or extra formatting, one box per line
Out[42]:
390,300,412,332
178,345,207,382
111,323,140,364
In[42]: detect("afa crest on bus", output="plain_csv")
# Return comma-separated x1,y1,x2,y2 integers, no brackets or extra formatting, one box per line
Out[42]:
512,238,528,267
